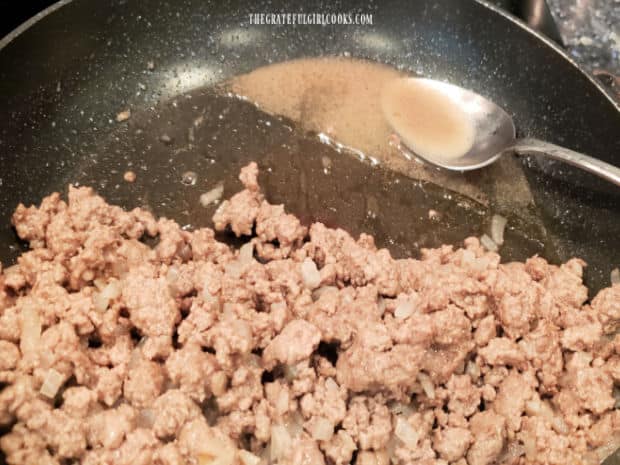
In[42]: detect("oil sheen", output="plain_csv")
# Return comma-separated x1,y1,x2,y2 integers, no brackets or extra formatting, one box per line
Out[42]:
380,77,475,162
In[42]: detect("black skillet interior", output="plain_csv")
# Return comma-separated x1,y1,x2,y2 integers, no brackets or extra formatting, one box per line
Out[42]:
0,0,619,291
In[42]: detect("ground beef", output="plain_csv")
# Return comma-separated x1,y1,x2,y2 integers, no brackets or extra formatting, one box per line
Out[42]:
0,341,20,371
87,403,136,449
151,389,201,439
61,386,97,419
342,395,392,451
164,342,217,402
263,319,321,368
322,429,357,465
123,355,165,408
0,163,618,465
433,426,472,462
466,411,506,465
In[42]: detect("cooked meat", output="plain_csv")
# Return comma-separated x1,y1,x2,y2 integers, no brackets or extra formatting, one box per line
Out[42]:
0,162,618,465
263,319,321,368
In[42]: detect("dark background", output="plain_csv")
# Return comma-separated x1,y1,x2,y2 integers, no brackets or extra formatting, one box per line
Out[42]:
1,0,59,37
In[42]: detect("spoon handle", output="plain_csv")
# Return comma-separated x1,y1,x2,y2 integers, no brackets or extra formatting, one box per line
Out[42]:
513,138,620,186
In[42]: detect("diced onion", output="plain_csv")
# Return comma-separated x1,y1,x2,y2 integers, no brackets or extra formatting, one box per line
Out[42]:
284,411,304,439
116,109,131,122
309,417,333,441
301,258,321,289
196,436,236,465
490,214,508,245
101,280,121,300
551,416,569,435
461,249,476,266
524,398,541,416
611,268,620,285
394,300,414,320
93,280,122,312
20,304,42,354
417,372,435,399
283,364,297,381
200,184,224,207
480,234,499,252
210,372,228,397
340,430,356,450
93,292,108,312
466,360,481,380
239,242,254,264
238,450,261,465
394,417,419,448
40,368,64,398
166,266,180,284
525,396,568,435
270,425,292,461
325,377,339,393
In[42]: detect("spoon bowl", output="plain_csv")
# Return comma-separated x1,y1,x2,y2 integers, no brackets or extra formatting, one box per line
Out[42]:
382,77,620,185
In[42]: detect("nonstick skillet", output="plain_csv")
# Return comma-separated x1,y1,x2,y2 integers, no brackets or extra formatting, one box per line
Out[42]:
0,1,619,462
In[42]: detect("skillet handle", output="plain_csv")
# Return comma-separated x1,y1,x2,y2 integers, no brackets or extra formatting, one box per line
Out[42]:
512,138,620,186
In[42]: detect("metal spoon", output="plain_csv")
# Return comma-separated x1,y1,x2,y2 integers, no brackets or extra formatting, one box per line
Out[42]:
382,77,620,186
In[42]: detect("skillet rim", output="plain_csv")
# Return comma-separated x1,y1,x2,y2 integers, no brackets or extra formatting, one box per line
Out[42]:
476,0,619,110
0,0,618,112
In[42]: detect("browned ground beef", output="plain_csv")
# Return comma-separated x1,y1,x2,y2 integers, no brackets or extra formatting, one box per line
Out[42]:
0,162,619,465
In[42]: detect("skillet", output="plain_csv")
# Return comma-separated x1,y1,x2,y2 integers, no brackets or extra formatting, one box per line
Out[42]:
1,0,618,288
0,0,619,463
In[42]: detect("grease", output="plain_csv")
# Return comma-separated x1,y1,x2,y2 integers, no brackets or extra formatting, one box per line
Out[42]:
228,56,541,213
381,78,475,162
230,57,402,158
228,57,489,203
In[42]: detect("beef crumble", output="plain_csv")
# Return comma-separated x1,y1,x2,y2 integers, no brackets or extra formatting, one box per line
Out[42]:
0,162,618,465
